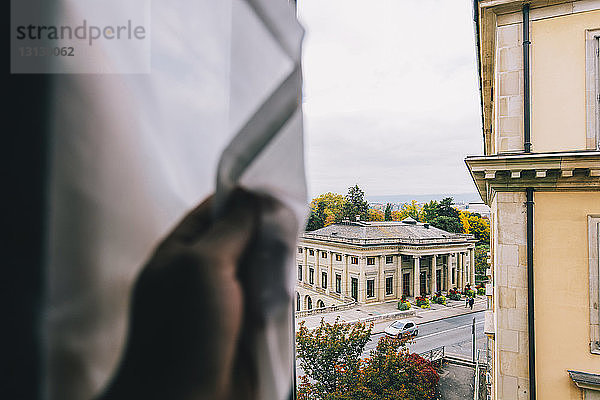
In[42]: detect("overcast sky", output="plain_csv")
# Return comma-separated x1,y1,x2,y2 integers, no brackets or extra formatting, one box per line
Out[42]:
297,0,484,198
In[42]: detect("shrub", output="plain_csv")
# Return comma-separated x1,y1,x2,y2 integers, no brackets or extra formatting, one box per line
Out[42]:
415,296,430,309
465,289,476,298
477,287,485,295
398,301,411,311
432,294,446,305
447,288,461,301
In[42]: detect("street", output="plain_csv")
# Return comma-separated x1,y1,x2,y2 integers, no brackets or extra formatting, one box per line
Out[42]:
363,310,485,358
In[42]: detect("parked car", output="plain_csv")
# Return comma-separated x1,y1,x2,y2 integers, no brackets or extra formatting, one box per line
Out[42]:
384,320,418,338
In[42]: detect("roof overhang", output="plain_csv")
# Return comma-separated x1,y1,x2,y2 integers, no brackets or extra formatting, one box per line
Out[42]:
465,151,600,204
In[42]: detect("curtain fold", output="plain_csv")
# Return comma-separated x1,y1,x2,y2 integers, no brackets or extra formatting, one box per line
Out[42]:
44,1,305,399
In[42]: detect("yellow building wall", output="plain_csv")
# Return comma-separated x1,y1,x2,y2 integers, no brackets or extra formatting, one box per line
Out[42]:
534,192,600,400
531,10,600,152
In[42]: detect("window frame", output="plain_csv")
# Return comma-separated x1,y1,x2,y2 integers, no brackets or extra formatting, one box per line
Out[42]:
385,276,393,295
367,257,375,265
298,247,303,254
585,29,600,150
335,273,341,293
351,257,358,264
309,267,314,285
298,265,302,281
321,271,327,289
321,251,327,259
589,215,600,354
335,254,342,261
385,255,393,264
309,249,314,256
366,279,375,298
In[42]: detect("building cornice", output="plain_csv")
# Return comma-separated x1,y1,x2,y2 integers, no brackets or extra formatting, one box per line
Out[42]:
465,151,600,204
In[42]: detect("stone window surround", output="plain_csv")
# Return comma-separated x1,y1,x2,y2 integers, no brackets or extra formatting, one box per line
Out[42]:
385,276,393,295
385,255,393,264
367,257,376,265
585,29,600,150
366,279,375,298
589,215,600,354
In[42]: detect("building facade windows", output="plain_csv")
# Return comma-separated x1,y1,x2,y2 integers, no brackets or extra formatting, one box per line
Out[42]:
367,279,375,298
309,249,314,256
589,216,600,354
298,247,303,254
385,276,393,295
316,299,325,309
296,292,300,311
351,277,358,300
297,221,475,307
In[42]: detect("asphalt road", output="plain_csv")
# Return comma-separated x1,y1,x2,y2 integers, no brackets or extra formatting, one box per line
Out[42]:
296,310,485,378
363,310,486,359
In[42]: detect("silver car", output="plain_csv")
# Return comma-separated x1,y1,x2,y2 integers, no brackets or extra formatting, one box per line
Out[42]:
384,320,419,338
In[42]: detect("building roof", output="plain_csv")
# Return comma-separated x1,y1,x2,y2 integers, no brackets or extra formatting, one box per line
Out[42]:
302,220,474,246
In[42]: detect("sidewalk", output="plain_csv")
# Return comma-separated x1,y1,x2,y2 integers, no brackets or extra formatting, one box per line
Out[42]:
296,296,486,334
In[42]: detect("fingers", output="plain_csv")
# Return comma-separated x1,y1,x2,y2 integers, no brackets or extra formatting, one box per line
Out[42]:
168,195,214,244
195,189,259,265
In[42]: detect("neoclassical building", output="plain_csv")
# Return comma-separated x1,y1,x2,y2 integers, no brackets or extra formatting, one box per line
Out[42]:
295,218,477,311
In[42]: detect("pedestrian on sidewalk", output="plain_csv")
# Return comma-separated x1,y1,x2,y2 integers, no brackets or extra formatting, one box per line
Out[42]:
465,296,469,308
469,297,474,310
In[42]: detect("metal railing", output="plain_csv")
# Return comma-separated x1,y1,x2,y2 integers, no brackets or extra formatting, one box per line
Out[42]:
419,346,445,364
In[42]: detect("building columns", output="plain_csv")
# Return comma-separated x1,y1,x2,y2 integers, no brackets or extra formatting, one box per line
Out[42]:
431,255,437,294
396,256,403,299
413,255,421,298
378,256,385,301
462,252,467,288
470,248,476,285
446,254,452,291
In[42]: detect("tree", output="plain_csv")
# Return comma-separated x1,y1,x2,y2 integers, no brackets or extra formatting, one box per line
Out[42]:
384,203,392,221
306,201,327,231
438,197,460,219
296,318,372,397
422,200,440,223
397,200,424,222
459,211,490,244
475,243,490,284
297,319,439,400
342,185,369,221
367,209,384,221
430,215,463,233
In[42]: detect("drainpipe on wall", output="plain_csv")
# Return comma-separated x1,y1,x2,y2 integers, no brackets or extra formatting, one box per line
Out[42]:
523,3,532,153
523,4,536,400
526,187,536,400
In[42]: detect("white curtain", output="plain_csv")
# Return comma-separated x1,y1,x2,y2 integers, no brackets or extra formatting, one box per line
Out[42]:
44,1,305,399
